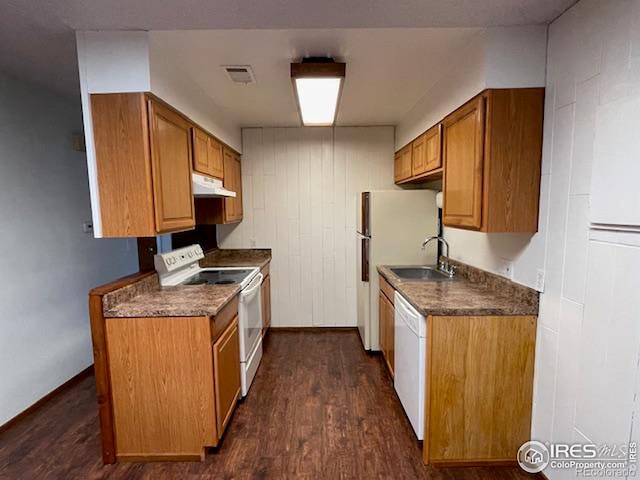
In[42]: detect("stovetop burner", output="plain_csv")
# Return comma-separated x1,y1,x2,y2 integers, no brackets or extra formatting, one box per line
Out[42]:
180,269,254,286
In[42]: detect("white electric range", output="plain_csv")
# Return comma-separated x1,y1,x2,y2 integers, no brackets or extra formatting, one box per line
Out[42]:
154,244,263,397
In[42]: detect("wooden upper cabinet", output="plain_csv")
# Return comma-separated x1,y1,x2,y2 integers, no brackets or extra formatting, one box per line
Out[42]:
411,124,442,178
194,147,243,225
443,89,544,233
192,127,224,179
423,125,442,174
395,124,442,185
223,148,243,223
207,136,224,179
394,145,412,183
90,92,195,237
442,96,486,230
192,127,210,175
148,99,195,233
411,133,427,176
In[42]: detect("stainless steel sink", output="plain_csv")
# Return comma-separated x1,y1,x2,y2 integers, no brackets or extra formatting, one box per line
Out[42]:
389,266,454,281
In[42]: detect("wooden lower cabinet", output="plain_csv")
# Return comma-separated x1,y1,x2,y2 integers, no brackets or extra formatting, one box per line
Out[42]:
261,273,271,334
377,276,536,466
424,315,537,466
104,298,241,462
213,317,241,435
378,276,395,377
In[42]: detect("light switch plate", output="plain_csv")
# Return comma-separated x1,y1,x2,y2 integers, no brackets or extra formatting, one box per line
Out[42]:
535,269,545,292
497,258,514,279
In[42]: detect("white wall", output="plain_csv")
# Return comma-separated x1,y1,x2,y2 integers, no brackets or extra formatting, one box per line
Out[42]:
395,26,547,150
394,31,486,150
531,1,640,478
218,126,397,327
148,32,241,153
0,72,138,426
76,31,153,238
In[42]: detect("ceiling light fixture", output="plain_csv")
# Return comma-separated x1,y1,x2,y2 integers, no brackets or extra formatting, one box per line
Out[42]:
291,57,346,127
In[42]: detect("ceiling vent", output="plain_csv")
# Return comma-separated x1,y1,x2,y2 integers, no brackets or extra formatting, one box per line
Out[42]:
222,65,256,85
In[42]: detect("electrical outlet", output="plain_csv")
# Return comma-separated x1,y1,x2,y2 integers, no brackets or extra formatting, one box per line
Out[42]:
535,269,545,292
82,221,93,234
497,258,514,279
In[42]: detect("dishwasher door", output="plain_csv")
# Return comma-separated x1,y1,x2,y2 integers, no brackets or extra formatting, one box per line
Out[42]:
393,291,426,440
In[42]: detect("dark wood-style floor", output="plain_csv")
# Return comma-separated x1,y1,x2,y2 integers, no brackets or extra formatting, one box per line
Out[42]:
0,330,538,479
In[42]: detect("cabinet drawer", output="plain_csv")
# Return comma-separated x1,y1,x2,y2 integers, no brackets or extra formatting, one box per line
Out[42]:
210,296,239,343
379,274,395,304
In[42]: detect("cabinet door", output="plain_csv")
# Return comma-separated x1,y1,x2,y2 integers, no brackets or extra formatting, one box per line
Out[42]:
235,154,243,219
378,292,387,357
213,317,241,437
411,125,442,178
394,145,412,183
192,127,211,176
423,124,442,173
208,136,224,179
379,292,394,376
261,275,271,333
223,149,243,223
411,133,427,177
385,296,395,375
148,99,195,233
442,96,485,229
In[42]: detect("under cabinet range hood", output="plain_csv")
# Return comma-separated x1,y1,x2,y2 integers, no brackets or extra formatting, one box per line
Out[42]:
192,172,236,198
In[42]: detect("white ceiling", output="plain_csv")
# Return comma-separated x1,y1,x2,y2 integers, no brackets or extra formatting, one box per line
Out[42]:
151,29,484,127
0,0,575,102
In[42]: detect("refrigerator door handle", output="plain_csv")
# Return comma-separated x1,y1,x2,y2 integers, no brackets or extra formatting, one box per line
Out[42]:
361,237,370,282
361,192,370,237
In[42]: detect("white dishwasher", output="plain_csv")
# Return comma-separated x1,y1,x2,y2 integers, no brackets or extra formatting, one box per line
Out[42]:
394,291,427,440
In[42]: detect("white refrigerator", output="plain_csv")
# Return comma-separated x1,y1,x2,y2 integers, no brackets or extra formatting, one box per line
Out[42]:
356,190,438,351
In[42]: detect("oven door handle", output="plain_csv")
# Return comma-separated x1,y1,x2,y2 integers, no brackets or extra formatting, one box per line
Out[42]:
241,272,263,302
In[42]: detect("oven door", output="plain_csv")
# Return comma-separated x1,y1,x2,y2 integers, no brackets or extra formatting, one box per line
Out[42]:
238,272,263,362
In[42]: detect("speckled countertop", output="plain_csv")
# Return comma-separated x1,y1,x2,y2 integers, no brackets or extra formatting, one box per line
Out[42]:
200,249,271,270
377,259,538,317
103,249,271,318
104,284,241,317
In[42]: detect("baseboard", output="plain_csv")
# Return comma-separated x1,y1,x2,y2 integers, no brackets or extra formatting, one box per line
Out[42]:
0,364,94,434
270,326,358,332
430,459,518,468
116,452,205,462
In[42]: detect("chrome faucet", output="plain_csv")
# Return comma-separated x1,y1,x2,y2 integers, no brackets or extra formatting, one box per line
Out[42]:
421,236,455,277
